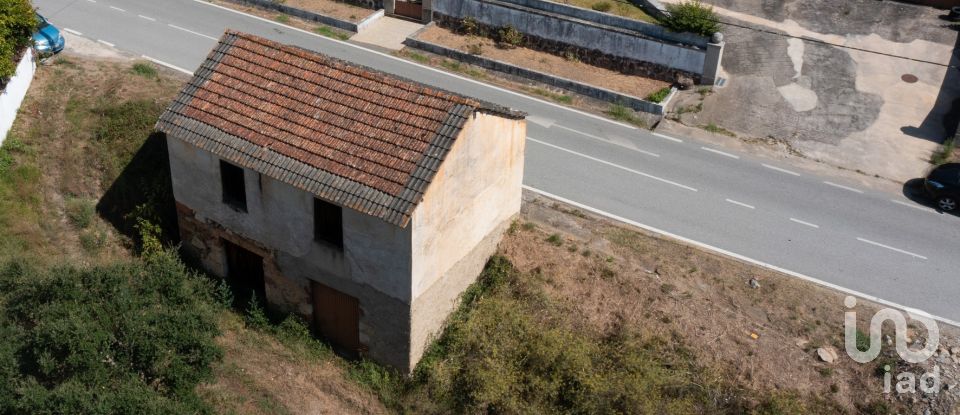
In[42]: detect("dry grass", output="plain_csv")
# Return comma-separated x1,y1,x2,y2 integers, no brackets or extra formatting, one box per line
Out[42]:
556,0,658,23
198,313,388,415
416,25,671,100
504,194,945,413
0,56,183,264
273,0,374,22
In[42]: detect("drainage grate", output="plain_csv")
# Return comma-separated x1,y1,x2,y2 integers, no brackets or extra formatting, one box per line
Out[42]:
901,74,919,83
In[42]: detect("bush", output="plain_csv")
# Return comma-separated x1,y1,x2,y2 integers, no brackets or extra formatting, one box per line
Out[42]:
0,0,36,81
0,252,222,413
591,1,612,12
496,26,524,49
663,0,720,37
646,86,672,103
461,17,480,36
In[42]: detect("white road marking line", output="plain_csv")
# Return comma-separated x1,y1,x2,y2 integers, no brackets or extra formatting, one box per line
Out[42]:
554,125,659,157
63,28,83,36
168,24,218,40
522,185,959,327
823,181,863,194
141,55,193,75
856,237,927,260
789,218,819,228
652,132,683,143
189,0,641,131
891,199,937,213
109,5,125,12
761,163,801,176
725,199,755,209
701,146,740,159
86,0,95,2
138,15,157,21
97,39,115,47
528,137,697,191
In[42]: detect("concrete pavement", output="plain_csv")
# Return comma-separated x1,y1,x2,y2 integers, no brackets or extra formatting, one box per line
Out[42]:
35,0,960,324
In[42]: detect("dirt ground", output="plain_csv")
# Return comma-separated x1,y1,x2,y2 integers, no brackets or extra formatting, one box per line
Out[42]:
198,314,388,415
660,0,960,183
274,0,374,22
509,190,960,414
416,25,671,100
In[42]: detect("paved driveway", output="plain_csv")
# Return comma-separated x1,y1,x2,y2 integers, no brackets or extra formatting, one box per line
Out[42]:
667,0,960,182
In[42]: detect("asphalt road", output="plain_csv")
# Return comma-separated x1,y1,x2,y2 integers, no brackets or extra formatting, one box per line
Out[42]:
36,0,960,323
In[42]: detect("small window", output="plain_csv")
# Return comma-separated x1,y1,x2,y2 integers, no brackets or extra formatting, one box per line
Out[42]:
220,160,247,212
314,198,343,249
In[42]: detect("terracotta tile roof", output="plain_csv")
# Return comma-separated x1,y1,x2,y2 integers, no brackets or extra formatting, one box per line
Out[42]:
158,30,523,227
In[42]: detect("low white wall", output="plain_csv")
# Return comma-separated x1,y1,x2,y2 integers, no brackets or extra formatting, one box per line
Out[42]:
0,48,35,146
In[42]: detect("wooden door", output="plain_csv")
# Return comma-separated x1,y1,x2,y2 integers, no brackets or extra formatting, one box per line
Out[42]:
394,1,423,20
224,240,266,303
312,281,360,355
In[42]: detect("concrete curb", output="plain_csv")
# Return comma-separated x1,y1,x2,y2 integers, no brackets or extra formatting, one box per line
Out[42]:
404,28,671,115
223,0,383,33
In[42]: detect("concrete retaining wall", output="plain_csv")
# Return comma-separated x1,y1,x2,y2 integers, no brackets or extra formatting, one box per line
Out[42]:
496,0,706,47
405,30,673,115
431,0,715,76
0,49,35,146
224,0,384,32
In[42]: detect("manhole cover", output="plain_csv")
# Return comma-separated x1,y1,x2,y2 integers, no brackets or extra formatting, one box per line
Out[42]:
902,74,919,83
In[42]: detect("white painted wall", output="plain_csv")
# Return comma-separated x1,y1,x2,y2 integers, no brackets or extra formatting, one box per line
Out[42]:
0,49,35,146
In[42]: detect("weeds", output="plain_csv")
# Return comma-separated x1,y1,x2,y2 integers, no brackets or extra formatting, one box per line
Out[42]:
606,103,648,128
131,62,158,78
591,1,612,12
406,51,429,63
523,86,573,104
546,233,564,246
496,25,524,48
646,86,672,103
931,136,956,165
702,122,736,137
314,25,349,41
274,14,290,23
65,197,95,229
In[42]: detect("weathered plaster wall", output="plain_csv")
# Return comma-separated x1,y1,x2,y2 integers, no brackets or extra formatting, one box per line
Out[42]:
407,112,526,365
167,136,415,368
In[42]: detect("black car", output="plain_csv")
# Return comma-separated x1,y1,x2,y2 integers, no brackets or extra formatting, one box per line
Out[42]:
924,163,960,212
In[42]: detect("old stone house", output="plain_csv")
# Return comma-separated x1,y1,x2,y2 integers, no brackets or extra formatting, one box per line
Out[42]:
156,30,526,371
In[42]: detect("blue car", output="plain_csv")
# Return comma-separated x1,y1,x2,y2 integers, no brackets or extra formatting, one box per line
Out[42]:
33,14,65,55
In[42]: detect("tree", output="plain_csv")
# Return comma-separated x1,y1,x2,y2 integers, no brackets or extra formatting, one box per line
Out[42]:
663,0,720,37
0,0,37,81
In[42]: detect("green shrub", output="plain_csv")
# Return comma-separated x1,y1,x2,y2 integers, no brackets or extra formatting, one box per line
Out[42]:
591,1,612,12
663,0,720,37
0,0,37,81
646,86,672,103
496,26,524,49
461,17,480,36
0,252,222,413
